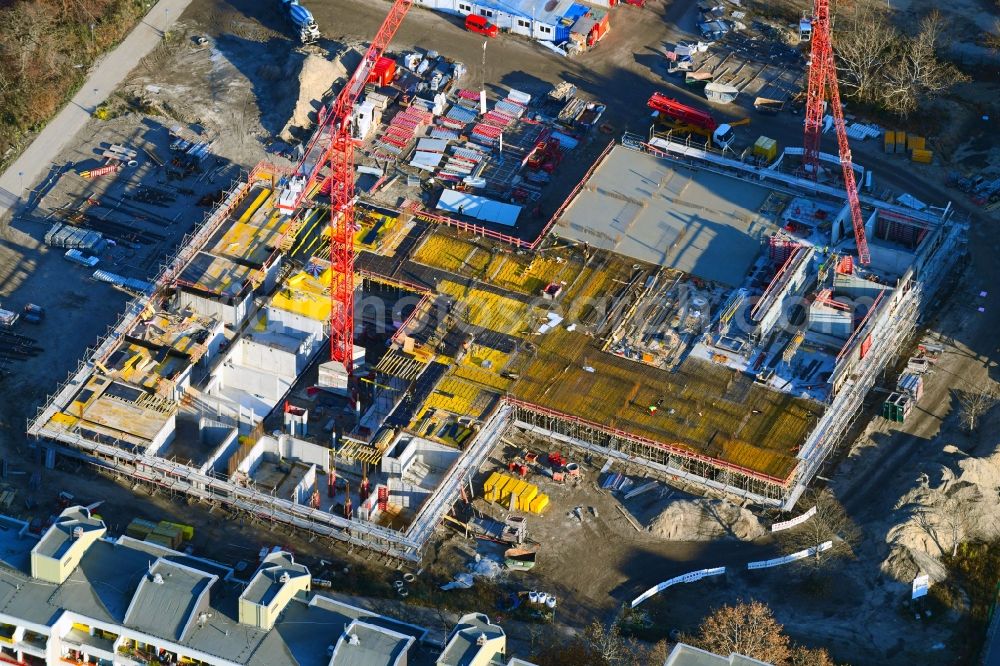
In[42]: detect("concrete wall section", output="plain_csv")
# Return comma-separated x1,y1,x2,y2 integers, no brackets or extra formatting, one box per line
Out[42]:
277,435,330,472
146,413,177,457
199,422,240,475
265,306,326,339
178,290,252,328
382,434,459,477
237,435,275,476
239,338,300,377
387,477,431,510
219,363,291,402
293,464,317,504
868,242,915,278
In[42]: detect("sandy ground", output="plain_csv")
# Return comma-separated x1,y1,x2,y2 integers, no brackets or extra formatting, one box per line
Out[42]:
0,0,996,662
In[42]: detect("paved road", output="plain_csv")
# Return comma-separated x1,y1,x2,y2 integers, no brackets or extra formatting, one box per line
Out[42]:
0,0,194,221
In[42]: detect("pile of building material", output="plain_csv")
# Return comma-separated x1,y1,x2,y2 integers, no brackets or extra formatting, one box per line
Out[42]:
126,517,195,548
372,105,435,161
281,53,349,141
436,144,489,185
883,442,1000,585
483,472,549,514
44,223,104,252
92,270,155,295
647,498,766,541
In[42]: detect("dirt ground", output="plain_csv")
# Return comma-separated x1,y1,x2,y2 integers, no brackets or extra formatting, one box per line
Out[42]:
0,0,997,662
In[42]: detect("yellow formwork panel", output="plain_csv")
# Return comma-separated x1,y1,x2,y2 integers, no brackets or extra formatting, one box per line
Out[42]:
529,494,549,514
422,376,483,416
270,267,332,320
495,475,516,499
413,233,486,273
467,344,510,371
517,484,538,511
51,412,79,428
509,479,528,503
437,280,535,336
240,189,271,223
452,364,512,392
483,471,502,493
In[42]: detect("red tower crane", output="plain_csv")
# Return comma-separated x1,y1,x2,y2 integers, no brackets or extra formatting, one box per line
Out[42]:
288,0,415,379
802,0,870,265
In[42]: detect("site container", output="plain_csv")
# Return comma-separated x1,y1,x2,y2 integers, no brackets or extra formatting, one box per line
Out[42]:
161,520,195,541
911,149,933,164
753,136,778,164
368,56,397,87
517,484,538,511
126,518,157,539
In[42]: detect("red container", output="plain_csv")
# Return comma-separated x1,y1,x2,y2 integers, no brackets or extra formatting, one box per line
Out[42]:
369,56,397,87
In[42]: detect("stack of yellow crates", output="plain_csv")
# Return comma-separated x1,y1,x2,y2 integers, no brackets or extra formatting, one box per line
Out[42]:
482,472,549,514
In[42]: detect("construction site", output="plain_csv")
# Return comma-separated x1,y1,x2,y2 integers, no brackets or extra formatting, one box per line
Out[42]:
0,0,997,659
20,0,965,568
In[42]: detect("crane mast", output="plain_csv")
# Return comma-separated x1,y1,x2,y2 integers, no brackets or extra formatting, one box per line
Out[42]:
802,0,870,265
289,0,415,377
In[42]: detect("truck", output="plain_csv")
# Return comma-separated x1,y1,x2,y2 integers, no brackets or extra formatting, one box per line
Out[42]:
753,96,786,115
281,0,320,44
647,92,749,150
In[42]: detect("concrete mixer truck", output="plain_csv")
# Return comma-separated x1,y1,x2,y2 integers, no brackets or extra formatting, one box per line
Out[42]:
281,0,321,44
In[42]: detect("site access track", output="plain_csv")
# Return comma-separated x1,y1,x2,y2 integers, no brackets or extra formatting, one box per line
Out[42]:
0,0,194,222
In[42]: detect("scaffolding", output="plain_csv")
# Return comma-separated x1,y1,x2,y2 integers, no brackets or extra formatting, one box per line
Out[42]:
509,399,790,503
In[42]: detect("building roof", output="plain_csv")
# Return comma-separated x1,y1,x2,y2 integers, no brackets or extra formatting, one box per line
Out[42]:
438,612,505,666
0,515,433,666
32,506,104,560
123,558,217,642
554,146,775,287
330,620,415,666
478,0,578,25
241,550,309,606
664,643,772,666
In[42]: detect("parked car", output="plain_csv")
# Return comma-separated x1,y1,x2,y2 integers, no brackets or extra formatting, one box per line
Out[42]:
465,14,498,38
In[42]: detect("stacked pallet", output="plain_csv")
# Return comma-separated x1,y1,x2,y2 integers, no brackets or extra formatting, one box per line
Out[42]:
483,472,549,513
126,517,195,549
372,106,435,161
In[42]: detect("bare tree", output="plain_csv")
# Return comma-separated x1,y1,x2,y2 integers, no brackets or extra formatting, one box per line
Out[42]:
958,383,998,433
833,0,898,104
583,620,627,666
691,600,792,664
533,620,641,666
777,489,861,567
882,12,969,117
918,491,981,557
